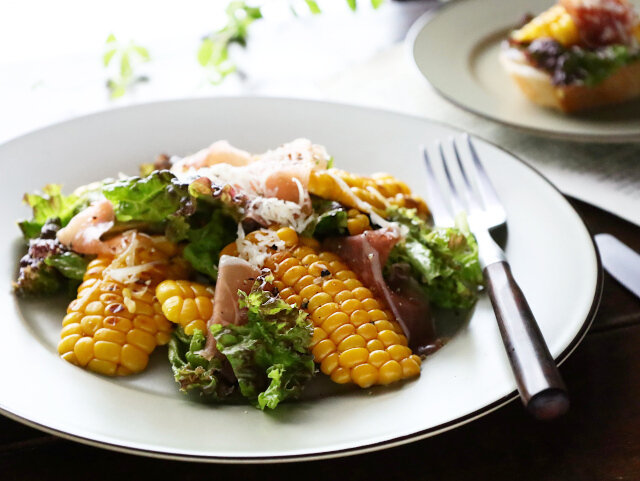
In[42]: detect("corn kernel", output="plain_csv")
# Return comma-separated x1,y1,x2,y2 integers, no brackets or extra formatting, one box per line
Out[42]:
58,334,81,355
338,334,366,351
321,312,350,335
94,328,126,345
121,344,148,373
368,349,391,368
329,323,355,344
339,347,369,368
379,360,403,384
127,329,156,354
312,339,336,362
330,367,351,384
320,352,339,375
94,341,121,363
88,358,117,376
352,363,378,388
74,337,95,366
356,323,377,341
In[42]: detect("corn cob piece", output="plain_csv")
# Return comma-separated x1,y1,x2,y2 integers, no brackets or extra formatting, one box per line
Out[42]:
156,280,215,335
264,228,421,388
309,169,429,218
511,5,580,46
57,235,176,376
346,209,371,236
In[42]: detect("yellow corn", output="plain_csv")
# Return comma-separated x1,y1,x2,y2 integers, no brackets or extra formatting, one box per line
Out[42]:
309,169,429,218
57,234,177,376
346,209,371,236
264,228,421,388
156,280,215,335
511,5,580,46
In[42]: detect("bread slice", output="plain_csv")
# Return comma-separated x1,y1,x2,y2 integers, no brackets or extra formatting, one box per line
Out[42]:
499,46,640,113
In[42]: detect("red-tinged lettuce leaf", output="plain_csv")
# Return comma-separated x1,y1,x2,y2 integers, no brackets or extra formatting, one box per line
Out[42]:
211,284,315,410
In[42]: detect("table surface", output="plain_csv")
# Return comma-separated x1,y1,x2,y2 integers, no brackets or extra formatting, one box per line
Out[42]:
2,2,640,479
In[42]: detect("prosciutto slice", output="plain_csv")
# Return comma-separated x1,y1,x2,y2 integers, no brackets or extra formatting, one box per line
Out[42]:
324,228,435,355
200,255,260,360
56,199,116,255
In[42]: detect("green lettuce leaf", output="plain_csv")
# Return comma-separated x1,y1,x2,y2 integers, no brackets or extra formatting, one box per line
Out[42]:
19,184,89,240
167,327,235,401
182,210,237,279
211,284,315,409
303,198,348,238
102,170,191,223
44,251,90,280
387,207,482,309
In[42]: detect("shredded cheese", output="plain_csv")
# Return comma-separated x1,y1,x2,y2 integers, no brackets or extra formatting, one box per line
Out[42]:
235,225,285,269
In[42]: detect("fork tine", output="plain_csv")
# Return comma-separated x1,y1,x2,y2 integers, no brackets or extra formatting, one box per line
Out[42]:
464,134,507,223
439,140,466,216
451,138,482,215
421,145,454,226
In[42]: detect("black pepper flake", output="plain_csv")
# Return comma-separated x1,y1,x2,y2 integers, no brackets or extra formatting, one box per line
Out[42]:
301,300,309,309
270,244,278,251
320,269,330,277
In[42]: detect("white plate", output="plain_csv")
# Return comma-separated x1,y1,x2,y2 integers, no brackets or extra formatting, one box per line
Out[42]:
408,0,640,142
0,97,601,462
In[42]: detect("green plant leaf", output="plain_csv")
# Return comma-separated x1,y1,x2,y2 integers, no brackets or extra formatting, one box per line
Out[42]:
120,52,132,79
197,38,214,66
103,48,117,67
106,33,117,44
132,45,150,61
346,0,357,11
371,0,384,8
305,0,322,14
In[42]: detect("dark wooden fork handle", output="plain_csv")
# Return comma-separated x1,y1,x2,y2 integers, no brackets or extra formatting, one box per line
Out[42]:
484,261,570,420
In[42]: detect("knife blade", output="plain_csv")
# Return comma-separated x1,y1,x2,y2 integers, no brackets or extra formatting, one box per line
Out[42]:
595,233,640,299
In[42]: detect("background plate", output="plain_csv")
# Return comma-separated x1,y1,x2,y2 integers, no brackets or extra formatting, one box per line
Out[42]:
0,97,600,462
408,0,640,142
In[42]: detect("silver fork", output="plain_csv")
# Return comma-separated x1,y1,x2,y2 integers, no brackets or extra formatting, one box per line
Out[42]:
422,134,569,420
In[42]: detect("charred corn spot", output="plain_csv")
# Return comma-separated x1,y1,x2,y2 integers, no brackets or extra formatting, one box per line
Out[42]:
265,234,421,387
308,169,429,218
511,4,580,46
59,239,177,377
156,280,215,335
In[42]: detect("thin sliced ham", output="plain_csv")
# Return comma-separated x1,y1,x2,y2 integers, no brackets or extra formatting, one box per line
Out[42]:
324,228,435,355
56,199,116,255
172,140,252,173
200,255,261,360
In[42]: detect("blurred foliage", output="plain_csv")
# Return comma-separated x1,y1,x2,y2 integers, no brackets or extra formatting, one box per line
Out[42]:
103,34,151,98
103,0,385,96
198,0,386,84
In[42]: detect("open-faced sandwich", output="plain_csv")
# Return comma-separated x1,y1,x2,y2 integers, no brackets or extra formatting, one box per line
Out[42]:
500,0,640,112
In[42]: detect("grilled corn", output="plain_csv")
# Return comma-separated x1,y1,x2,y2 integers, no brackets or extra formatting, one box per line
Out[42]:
264,228,421,388
58,234,177,376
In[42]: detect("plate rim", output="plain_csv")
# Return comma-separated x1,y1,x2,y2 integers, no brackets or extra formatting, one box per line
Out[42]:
405,0,640,144
0,96,604,463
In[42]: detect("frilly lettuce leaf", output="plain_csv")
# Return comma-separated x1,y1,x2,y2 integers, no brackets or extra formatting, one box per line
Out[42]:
211,284,315,410
102,170,191,223
387,207,482,309
167,327,235,401
19,184,89,240
182,210,237,280
14,220,89,297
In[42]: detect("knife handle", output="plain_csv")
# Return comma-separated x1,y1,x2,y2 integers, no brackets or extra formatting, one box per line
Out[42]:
484,261,569,420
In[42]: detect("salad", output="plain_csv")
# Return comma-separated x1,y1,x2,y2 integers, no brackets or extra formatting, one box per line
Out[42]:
14,139,482,410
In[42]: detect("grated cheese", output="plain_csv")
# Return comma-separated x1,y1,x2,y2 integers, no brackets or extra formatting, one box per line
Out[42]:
235,224,285,269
